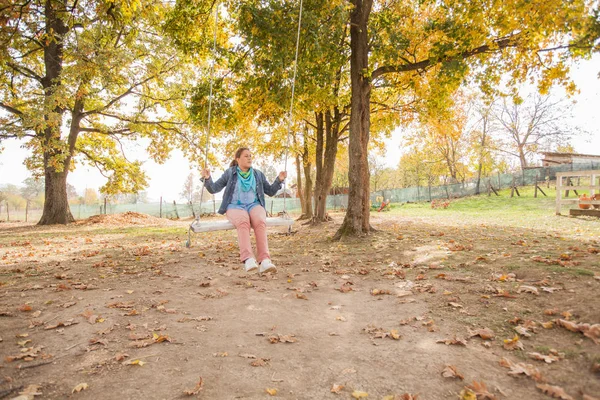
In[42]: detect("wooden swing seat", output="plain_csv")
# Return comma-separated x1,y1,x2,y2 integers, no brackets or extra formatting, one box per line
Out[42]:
190,216,294,233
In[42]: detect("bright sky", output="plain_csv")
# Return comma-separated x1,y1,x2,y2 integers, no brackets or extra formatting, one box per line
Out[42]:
1,55,599,202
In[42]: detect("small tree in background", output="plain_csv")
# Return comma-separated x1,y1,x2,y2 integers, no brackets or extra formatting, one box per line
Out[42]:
21,177,45,221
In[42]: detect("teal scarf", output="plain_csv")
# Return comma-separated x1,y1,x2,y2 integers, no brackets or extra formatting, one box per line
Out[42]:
237,167,256,192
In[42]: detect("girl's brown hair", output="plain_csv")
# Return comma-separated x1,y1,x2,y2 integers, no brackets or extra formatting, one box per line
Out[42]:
230,147,250,167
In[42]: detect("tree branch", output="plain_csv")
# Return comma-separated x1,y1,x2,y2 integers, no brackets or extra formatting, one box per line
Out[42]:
7,61,43,82
82,61,176,116
0,101,24,116
371,36,518,80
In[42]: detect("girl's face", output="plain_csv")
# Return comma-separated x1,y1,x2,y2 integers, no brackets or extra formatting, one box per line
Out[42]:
236,150,253,170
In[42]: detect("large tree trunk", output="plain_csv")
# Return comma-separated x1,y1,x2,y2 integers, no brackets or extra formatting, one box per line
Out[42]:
334,0,372,240
314,109,341,221
38,0,73,225
39,171,74,224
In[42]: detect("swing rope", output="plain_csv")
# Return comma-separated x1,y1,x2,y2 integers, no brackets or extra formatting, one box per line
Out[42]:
282,0,303,216
198,2,220,207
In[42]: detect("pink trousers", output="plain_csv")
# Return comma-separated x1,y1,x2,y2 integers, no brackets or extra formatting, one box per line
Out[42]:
226,205,270,263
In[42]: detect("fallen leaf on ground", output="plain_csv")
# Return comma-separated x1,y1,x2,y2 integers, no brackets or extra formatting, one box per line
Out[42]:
250,358,270,367
468,328,495,340
331,384,344,394
527,352,559,364
371,289,392,295
437,337,467,346
266,388,278,396
183,377,203,396
535,383,573,400
514,326,532,337
123,359,145,366
72,383,88,393
18,385,42,398
352,391,369,398
499,357,544,382
503,335,524,351
466,381,497,400
44,319,78,330
268,334,297,343
517,286,539,295
442,365,464,380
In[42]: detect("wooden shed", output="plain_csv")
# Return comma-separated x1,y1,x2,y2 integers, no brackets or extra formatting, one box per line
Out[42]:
540,152,600,166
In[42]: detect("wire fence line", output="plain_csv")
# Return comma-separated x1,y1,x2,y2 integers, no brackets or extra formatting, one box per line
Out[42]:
2,162,599,222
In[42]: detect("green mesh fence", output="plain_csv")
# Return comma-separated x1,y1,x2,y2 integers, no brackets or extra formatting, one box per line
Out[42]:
11,162,596,222
370,162,600,204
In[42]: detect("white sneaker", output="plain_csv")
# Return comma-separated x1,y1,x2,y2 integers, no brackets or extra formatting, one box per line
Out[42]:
244,258,258,272
259,259,277,274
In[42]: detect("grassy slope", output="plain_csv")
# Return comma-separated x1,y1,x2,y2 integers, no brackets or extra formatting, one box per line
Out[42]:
385,186,600,239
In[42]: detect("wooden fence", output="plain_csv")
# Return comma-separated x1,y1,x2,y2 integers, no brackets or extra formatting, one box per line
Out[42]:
555,170,600,216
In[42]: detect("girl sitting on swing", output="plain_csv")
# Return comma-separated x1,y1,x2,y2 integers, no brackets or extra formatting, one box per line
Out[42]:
201,147,287,274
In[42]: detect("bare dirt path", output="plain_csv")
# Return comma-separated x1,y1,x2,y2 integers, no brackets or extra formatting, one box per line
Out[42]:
0,212,598,399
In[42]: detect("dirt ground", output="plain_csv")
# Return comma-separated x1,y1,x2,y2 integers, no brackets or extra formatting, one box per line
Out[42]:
0,211,599,400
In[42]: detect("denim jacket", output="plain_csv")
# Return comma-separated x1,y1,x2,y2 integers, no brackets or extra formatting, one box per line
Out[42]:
201,166,283,215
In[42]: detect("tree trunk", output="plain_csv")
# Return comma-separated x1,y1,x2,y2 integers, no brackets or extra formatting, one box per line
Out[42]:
302,131,314,219
295,152,304,215
39,171,74,224
38,0,73,225
314,109,341,221
303,158,313,219
334,0,372,240
313,112,325,220
518,145,528,169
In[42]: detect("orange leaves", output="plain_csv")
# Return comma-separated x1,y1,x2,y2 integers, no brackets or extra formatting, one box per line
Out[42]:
468,328,495,340
517,285,539,295
72,383,89,393
331,384,344,394
371,288,392,295
295,292,308,300
499,357,544,381
535,383,574,400
442,365,464,380
18,304,33,312
183,377,204,396
527,352,560,364
133,246,151,256
250,358,270,367
502,335,524,351
461,381,497,400
437,336,467,346
268,334,297,344
4,346,44,362
336,282,354,293
555,319,600,344
364,325,401,340
44,319,78,330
